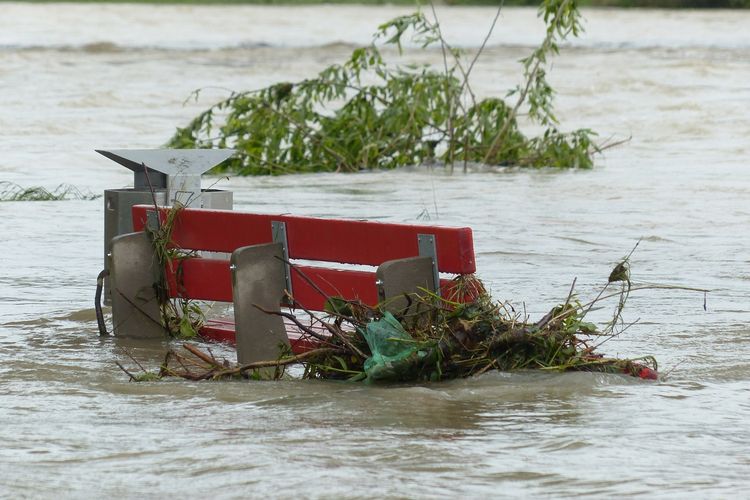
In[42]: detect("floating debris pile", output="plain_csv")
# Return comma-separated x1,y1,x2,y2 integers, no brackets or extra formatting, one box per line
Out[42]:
120,268,663,383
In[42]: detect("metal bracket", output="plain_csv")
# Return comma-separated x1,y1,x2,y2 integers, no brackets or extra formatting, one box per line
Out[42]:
375,277,385,302
146,209,160,232
418,233,440,297
271,221,293,299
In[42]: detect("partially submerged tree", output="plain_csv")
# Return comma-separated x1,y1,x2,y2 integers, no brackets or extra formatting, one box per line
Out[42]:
168,0,599,174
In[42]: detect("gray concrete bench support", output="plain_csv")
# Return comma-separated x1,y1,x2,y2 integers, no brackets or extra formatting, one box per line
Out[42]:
376,255,436,316
109,232,165,339
231,242,291,366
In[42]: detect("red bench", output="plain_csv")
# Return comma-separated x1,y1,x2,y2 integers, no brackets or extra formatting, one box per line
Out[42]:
109,205,476,365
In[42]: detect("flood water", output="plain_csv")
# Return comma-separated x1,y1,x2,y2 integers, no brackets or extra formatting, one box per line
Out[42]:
1,3,749,497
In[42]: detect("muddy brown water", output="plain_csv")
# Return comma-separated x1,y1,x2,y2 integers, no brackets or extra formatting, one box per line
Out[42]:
1,4,749,497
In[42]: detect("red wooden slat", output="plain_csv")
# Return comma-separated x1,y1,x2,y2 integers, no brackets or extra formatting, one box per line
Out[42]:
166,258,232,302
199,320,235,344
289,266,378,310
164,258,379,308
132,205,476,274
165,257,457,310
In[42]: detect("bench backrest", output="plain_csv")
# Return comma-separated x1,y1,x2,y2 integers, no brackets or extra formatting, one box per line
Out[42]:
131,204,476,311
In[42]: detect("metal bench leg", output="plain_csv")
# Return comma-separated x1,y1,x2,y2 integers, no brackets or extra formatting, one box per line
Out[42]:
231,242,291,368
110,232,165,339
376,256,436,317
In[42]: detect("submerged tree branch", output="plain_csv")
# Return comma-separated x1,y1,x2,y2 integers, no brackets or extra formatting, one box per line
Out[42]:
169,3,602,174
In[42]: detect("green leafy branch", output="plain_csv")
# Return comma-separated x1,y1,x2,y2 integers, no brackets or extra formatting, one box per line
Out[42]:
168,3,600,175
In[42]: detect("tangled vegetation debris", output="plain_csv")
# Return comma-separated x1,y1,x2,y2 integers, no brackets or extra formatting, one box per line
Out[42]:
143,202,207,340
168,1,605,174
117,255,704,384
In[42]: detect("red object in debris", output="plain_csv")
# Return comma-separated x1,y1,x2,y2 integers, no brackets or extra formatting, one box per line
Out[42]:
637,367,659,380
625,364,658,380
442,274,486,303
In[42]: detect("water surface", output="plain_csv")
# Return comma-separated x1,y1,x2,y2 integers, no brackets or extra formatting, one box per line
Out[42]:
1,4,749,497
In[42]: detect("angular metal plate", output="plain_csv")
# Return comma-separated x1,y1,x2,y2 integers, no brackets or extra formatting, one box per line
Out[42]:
418,233,441,298
96,149,235,177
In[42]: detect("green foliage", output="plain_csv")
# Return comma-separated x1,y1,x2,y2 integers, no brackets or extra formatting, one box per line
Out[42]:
168,5,598,174
147,273,659,383
132,371,161,382
163,299,205,339
144,203,207,339
296,275,658,382
0,182,99,202
575,0,750,6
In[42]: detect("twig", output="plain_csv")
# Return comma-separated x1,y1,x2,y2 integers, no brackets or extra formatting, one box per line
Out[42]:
283,291,368,359
183,343,222,366
111,287,164,330
182,85,238,106
274,255,368,323
474,358,498,377
252,304,332,343
218,348,343,377
659,359,686,380
563,277,578,309
463,1,505,101
142,162,160,216
483,0,574,164
535,277,577,330
597,135,632,152
159,351,173,377
275,255,330,301
593,317,640,350
115,361,137,381
123,349,148,373
428,3,457,168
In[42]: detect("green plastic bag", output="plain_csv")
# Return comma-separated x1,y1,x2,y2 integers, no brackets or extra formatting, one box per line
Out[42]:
361,312,424,383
